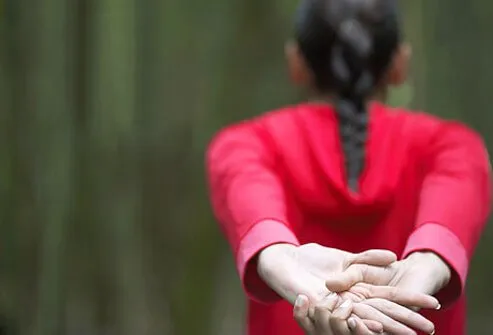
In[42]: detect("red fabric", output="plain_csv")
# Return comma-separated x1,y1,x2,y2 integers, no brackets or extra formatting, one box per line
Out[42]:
403,223,469,306
237,220,300,303
206,102,492,335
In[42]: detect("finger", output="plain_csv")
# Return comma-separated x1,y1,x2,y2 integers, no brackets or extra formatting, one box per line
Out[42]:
312,294,340,334
329,300,353,335
361,319,384,333
353,303,417,335
348,249,397,267
293,295,315,334
354,283,440,310
313,305,332,333
351,316,382,335
326,263,392,293
325,265,365,292
363,298,435,335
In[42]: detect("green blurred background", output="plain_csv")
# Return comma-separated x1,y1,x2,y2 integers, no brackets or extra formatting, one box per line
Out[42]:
0,0,491,334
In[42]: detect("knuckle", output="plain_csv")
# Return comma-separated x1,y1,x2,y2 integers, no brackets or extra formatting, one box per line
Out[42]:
410,309,425,321
376,299,392,313
387,287,398,300
359,264,370,280
351,303,367,316
352,283,371,299
365,298,391,312
346,289,365,302
345,264,365,283
314,306,324,317
408,310,434,331
407,310,419,321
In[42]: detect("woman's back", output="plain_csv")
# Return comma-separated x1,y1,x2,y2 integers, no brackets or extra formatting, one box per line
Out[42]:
208,101,489,335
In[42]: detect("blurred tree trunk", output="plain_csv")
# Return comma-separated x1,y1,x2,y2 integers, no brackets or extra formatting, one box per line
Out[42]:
31,0,75,333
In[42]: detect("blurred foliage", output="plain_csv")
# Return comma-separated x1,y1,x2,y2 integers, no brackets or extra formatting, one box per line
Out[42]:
0,0,491,334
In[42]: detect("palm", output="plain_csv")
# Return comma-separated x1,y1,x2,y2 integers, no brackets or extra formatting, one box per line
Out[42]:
325,252,450,299
297,245,366,280
294,245,385,305
297,245,401,303
258,243,396,304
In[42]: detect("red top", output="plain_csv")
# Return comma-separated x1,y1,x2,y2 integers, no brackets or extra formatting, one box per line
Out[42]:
206,102,491,335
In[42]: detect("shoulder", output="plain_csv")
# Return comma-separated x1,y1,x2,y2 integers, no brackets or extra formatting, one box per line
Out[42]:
375,103,483,142
374,103,441,132
208,103,330,149
373,103,486,158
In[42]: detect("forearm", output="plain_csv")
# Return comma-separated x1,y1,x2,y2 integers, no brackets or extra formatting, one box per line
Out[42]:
408,123,491,303
257,243,303,304
207,124,300,303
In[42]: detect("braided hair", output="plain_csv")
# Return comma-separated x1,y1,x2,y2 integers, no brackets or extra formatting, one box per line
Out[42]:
294,0,400,191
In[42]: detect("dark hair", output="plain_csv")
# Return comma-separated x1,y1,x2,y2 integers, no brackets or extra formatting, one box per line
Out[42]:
294,0,401,191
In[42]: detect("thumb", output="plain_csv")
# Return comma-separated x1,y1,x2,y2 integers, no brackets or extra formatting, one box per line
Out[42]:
347,249,397,267
325,264,393,292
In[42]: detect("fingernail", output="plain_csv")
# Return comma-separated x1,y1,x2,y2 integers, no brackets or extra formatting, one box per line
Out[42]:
347,317,356,330
339,299,351,309
435,303,441,310
430,330,435,335
295,296,305,307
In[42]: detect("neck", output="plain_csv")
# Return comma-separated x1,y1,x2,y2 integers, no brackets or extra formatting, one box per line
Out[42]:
311,86,388,105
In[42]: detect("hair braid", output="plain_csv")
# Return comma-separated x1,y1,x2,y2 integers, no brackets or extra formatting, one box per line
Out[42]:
332,20,374,190
294,0,400,191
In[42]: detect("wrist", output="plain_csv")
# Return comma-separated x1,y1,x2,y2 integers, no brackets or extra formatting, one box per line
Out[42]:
257,243,298,277
405,251,452,292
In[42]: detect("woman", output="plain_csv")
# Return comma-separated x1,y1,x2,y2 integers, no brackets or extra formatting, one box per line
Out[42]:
206,0,491,334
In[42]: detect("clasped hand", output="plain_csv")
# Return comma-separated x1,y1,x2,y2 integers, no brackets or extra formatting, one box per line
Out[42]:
258,243,450,335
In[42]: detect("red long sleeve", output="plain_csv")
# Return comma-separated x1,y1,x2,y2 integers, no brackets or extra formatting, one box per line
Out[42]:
402,122,492,305
206,121,300,303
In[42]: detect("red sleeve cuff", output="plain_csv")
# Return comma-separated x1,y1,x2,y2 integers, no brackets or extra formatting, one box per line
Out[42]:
236,219,300,304
402,223,468,305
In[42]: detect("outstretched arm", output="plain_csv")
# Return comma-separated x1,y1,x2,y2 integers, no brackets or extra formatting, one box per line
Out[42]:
327,122,491,301
403,121,491,305
206,121,300,303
